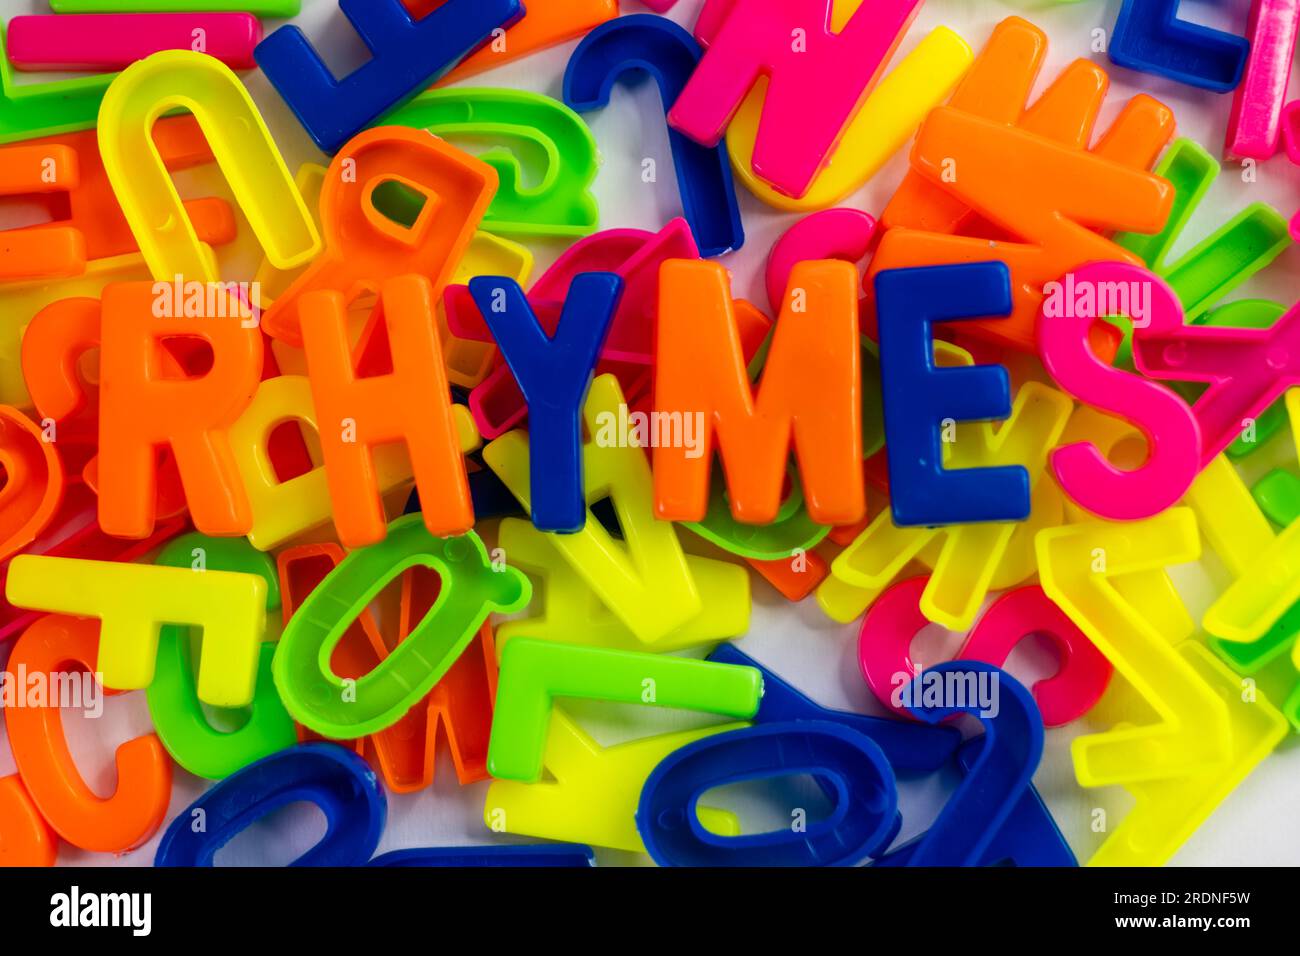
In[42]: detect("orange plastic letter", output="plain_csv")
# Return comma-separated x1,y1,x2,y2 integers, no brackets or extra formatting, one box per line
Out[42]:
0,118,235,264
0,143,85,280
870,17,1175,355
300,274,471,547
654,258,864,525
261,126,497,347
97,281,263,538
5,615,171,854
869,108,1173,353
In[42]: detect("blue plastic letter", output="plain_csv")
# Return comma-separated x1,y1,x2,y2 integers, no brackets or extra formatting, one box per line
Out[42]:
637,720,898,867
564,14,744,257
1109,0,1248,93
894,662,1044,867
467,272,623,533
875,261,1026,526
155,743,386,867
254,0,522,153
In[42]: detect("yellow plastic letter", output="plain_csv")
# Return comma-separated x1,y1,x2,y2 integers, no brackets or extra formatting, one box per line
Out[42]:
1036,510,1231,785
728,23,973,211
5,554,266,706
98,50,320,283
484,374,705,644
483,708,742,853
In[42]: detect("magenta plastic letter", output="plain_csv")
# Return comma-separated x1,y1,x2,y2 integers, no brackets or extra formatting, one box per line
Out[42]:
858,578,1113,728
1226,0,1300,160
1037,261,1201,521
1131,286,1300,467
764,208,876,316
8,13,261,72
667,0,922,199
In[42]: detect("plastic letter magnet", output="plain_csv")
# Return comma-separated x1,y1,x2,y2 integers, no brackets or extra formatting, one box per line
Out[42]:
1037,263,1203,521
727,23,973,213
564,14,744,257
6,554,269,707
488,638,764,783
299,274,476,546
637,720,899,866
254,0,523,154
894,662,1045,866
155,743,385,866
0,144,86,281
262,126,496,347
1109,0,1249,92
859,580,1114,728
273,514,530,739
381,88,599,238
9,14,262,72
467,273,622,533
95,282,264,539
1226,0,1300,160
6,615,172,854
667,0,923,198
875,261,1028,525
96,49,320,287
653,258,865,526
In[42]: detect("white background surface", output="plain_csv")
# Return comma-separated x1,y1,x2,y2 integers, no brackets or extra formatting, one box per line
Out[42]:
1,0,1299,866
